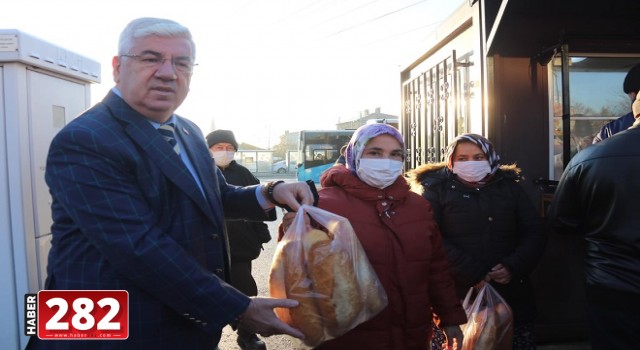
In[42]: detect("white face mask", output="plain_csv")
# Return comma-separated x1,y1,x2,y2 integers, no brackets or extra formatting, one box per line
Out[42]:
356,158,403,189
452,160,491,183
212,151,235,167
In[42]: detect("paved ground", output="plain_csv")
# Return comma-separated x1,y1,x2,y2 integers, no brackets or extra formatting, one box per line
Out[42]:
217,174,591,350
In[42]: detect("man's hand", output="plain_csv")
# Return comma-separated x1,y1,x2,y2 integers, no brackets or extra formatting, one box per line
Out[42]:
271,182,314,212
441,325,463,350
238,297,304,339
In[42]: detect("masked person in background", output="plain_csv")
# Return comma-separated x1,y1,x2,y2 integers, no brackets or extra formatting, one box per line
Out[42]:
409,133,547,350
284,123,466,350
206,130,272,350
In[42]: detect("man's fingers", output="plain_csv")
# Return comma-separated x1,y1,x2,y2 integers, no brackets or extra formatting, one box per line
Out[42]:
286,202,301,212
273,182,314,212
287,184,312,211
299,184,314,206
263,297,299,309
254,298,304,339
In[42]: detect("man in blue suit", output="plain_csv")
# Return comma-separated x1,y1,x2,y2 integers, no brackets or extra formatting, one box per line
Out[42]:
592,63,640,143
27,17,310,349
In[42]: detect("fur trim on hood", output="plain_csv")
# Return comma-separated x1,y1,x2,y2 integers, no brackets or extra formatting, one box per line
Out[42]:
407,162,522,194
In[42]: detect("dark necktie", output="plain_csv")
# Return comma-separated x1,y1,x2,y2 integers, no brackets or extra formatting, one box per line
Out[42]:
158,123,180,155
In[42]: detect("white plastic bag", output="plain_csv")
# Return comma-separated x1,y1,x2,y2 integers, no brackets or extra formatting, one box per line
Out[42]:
461,282,513,350
269,205,388,348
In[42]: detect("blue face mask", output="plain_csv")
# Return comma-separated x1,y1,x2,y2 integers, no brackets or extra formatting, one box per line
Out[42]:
452,160,491,182
356,158,403,189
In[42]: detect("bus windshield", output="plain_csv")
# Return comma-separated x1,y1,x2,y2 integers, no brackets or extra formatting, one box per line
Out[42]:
296,130,354,183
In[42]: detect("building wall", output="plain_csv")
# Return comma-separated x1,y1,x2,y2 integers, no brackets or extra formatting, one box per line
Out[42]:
487,55,550,207
399,2,593,343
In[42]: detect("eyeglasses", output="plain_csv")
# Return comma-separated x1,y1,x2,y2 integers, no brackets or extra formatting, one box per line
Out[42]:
120,53,197,74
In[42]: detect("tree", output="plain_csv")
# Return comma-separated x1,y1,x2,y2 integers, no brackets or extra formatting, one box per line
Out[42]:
271,133,288,159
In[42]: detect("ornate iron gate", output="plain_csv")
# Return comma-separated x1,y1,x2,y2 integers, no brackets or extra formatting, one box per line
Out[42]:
402,51,466,169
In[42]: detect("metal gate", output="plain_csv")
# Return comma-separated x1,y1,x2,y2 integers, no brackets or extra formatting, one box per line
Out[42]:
401,50,472,169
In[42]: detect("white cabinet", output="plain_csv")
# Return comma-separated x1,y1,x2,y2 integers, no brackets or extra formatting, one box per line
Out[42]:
0,29,100,349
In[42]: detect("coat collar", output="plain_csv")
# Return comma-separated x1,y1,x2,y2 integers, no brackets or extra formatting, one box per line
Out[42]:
408,161,522,190
320,165,411,202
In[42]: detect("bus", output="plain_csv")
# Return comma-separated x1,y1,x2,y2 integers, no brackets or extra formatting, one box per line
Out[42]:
296,130,354,183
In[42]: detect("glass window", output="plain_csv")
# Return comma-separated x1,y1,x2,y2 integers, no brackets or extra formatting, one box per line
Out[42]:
550,57,639,180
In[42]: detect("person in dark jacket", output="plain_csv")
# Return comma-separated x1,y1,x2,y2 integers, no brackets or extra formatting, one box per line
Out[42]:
207,129,272,350
547,119,640,350
592,62,640,143
409,133,547,350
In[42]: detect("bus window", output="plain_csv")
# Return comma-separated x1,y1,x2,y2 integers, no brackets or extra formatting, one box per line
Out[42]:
297,130,354,183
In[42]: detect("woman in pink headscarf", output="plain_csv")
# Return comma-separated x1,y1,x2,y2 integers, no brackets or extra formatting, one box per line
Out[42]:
303,123,466,350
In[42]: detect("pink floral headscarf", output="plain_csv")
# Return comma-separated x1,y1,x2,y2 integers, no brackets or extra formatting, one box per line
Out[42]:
344,123,405,172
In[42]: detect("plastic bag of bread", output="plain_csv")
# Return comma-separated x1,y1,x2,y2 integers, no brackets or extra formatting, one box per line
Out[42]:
269,205,388,348
460,282,513,350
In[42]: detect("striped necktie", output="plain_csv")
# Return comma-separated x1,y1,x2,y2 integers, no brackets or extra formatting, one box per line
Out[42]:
158,123,180,155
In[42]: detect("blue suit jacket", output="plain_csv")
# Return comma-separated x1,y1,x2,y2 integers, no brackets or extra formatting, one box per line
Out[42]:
28,91,275,349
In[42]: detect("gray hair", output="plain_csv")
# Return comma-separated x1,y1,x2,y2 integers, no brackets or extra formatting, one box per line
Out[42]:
118,17,195,58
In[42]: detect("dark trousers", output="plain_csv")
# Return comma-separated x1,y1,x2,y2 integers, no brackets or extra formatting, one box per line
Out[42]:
230,260,257,296
231,260,258,337
585,283,640,350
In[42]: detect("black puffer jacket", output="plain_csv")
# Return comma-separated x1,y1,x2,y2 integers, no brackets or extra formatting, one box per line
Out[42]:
219,161,272,262
409,163,547,323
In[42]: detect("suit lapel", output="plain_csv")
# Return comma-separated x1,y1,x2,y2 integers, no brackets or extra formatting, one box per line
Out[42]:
102,92,217,223
175,119,225,230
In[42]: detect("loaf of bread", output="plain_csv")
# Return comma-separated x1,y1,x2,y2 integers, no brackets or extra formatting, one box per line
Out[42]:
328,248,362,332
462,301,513,350
494,302,513,350
301,229,363,335
473,307,497,349
270,227,384,346
270,239,325,346
304,232,337,329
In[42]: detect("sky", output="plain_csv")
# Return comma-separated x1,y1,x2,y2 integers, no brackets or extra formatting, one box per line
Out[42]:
3,0,463,148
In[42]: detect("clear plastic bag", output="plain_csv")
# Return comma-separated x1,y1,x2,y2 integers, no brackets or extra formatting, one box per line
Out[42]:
269,205,388,348
460,282,514,350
